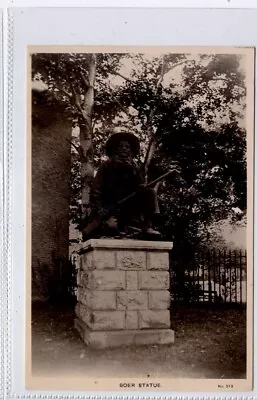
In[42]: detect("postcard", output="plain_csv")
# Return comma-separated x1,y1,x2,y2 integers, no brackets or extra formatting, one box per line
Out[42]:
25,45,254,393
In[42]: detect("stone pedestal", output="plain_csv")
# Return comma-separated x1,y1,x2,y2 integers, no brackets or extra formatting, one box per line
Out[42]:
74,239,174,349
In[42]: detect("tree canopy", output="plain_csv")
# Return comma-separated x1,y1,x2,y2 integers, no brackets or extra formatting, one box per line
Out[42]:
32,51,247,251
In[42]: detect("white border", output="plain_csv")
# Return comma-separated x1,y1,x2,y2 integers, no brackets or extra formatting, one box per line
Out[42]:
0,9,4,400
3,6,257,399
2,1,257,8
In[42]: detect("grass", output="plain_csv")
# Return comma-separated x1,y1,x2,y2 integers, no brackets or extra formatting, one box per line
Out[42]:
31,302,246,379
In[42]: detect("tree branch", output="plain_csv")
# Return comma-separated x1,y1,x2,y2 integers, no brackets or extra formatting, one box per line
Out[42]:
156,55,167,88
92,118,96,133
58,87,72,99
54,76,72,99
110,71,133,83
209,77,228,82
163,59,188,77
68,77,84,115
142,130,156,175
66,138,84,159
143,55,169,174
111,95,134,116
108,82,138,115
80,71,90,90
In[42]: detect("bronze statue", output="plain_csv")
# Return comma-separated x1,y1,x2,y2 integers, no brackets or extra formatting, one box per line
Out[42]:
83,132,162,240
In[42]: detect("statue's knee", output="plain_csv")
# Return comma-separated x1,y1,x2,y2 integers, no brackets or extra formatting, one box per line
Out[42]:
146,188,158,202
144,187,156,197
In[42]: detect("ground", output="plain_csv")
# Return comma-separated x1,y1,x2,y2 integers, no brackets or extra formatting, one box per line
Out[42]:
32,302,246,379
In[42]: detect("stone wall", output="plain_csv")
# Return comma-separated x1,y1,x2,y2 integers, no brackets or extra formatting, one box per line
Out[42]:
74,239,174,348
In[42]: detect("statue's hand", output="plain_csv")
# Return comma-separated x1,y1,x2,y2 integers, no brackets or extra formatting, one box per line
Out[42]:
105,216,118,230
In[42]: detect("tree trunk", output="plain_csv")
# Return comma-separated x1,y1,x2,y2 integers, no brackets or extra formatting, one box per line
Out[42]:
143,57,166,181
79,54,97,221
143,121,156,182
143,56,187,181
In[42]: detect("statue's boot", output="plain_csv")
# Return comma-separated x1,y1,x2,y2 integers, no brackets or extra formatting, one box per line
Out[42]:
145,227,161,236
140,188,161,237
144,227,162,238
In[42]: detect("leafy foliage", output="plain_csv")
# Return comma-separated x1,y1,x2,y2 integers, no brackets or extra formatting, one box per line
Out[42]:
32,52,247,250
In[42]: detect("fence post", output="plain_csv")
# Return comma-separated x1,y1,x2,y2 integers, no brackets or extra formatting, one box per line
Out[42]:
212,249,216,301
169,247,246,305
197,254,200,303
240,250,243,304
229,250,232,303
207,250,212,303
218,249,221,301
234,250,237,304
223,249,227,303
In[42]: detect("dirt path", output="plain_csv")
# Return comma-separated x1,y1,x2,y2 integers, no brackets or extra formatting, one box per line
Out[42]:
32,303,246,379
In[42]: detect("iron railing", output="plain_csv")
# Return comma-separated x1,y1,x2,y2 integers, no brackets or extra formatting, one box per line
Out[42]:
170,249,247,304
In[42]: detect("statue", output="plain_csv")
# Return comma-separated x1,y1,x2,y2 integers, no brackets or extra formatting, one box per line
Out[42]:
83,132,163,241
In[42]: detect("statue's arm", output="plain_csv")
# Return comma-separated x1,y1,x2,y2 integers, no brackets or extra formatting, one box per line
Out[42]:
90,165,105,210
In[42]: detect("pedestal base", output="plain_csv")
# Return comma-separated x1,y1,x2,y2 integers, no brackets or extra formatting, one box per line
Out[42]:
73,239,175,349
75,318,175,349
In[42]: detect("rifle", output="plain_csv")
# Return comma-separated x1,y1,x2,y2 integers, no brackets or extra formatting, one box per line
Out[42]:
82,167,180,239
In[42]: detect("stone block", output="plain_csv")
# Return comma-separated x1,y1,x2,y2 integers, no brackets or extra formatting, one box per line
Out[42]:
92,310,125,330
138,271,170,290
78,239,173,253
77,287,90,305
79,289,117,310
74,319,109,348
76,271,82,286
80,271,90,288
116,250,146,270
75,302,90,321
148,291,171,310
80,252,93,270
90,290,117,310
81,270,126,290
117,291,148,310
91,270,126,290
92,250,116,269
125,311,139,329
80,250,116,270
76,286,81,299
138,310,170,329
126,271,138,290
133,329,175,346
75,302,81,318
75,318,175,349
76,303,125,330
147,252,169,270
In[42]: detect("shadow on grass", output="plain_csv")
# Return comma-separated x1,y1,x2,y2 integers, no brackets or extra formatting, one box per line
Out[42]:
31,301,247,379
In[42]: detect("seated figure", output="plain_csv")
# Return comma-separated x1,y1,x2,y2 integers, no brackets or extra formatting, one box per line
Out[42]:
87,131,161,239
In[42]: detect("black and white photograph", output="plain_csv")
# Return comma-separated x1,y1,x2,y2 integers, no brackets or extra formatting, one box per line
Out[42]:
28,46,254,391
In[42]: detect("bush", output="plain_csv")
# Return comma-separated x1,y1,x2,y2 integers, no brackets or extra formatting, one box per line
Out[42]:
33,255,77,306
